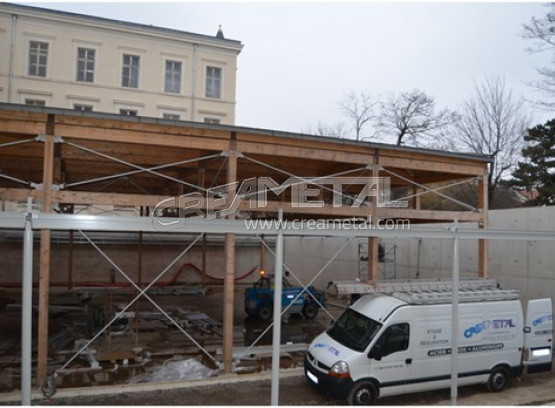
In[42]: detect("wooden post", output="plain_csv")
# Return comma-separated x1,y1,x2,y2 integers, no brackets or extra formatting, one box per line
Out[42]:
202,234,207,288
37,115,56,386
68,230,73,289
260,235,265,273
367,237,379,281
198,168,207,289
368,150,380,281
223,133,237,373
414,186,421,211
478,171,489,278
138,207,144,287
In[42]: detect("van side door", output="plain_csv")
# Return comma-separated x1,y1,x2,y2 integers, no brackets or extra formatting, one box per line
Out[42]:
367,323,411,396
524,298,553,373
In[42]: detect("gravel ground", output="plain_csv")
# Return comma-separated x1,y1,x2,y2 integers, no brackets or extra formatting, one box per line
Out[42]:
25,369,555,406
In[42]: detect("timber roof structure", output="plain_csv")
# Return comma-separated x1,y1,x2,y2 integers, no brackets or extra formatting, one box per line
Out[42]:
0,103,490,224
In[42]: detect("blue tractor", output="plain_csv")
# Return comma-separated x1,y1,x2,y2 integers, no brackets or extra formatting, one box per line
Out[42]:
244,274,326,321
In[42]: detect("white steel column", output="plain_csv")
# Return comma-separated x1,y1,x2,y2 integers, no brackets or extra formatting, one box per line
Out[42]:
270,209,284,406
21,198,33,406
450,219,460,405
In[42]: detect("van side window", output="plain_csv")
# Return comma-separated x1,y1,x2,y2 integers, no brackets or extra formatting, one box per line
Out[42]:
375,323,410,357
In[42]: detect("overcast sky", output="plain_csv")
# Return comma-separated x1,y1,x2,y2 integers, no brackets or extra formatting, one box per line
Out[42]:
27,2,554,140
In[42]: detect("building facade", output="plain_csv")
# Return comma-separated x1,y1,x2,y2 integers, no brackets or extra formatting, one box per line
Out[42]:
0,3,243,124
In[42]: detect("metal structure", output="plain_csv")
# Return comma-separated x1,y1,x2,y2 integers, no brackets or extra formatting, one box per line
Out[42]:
331,277,501,295
2,210,555,405
3,103,548,405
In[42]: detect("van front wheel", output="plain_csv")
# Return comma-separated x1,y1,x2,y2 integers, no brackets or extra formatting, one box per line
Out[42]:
347,380,378,405
486,366,509,392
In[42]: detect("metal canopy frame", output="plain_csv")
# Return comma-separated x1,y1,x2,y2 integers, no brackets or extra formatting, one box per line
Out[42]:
3,209,555,405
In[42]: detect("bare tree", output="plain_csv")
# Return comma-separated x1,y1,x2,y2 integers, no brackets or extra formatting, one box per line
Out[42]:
338,92,376,141
378,89,456,146
304,121,347,138
522,3,555,107
455,76,530,201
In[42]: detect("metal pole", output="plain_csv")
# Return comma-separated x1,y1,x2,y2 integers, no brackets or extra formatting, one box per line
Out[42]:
21,197,33,405
450,219,459,405
270,209,284,406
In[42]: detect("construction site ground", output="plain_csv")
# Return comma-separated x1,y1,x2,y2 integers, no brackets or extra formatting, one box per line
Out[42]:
1,287,554,405
0,367,553,405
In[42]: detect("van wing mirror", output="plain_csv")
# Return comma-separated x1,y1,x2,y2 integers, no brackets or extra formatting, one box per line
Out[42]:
369,345,383,361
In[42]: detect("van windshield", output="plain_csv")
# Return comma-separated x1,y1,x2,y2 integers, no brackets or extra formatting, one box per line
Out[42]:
327,308,382,352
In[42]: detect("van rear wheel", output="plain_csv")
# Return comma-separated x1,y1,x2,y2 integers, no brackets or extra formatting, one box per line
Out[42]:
486,366,509,392
347,380,378,405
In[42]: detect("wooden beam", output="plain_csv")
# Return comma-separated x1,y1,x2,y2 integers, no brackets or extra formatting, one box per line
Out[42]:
237,140,373,165
0,187,483,223
55,123,229,152
0,188,39,201
53,191,168,207
239,201,482,222
223,133,237,374
0,118,47,135
37,115,55,386
380,156,484,176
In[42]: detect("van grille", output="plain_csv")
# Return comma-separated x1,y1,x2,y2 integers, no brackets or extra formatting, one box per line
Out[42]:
306,351,330,371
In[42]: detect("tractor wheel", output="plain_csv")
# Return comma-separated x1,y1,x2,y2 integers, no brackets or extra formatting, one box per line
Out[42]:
303,302,319,319
257,304,272,321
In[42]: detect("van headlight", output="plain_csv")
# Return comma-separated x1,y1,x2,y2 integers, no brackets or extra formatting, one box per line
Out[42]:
329,361,350,378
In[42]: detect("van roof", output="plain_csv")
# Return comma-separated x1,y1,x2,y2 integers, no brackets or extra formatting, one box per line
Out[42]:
351,289,521,323
351,293,407,323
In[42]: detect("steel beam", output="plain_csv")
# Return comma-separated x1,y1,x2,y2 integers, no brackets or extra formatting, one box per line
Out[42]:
270,209,284,406
450,220,460,405
21,199,33,405
1,211,555,241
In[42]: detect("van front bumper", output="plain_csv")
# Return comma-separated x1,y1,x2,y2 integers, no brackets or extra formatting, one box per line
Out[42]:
304,355,353,400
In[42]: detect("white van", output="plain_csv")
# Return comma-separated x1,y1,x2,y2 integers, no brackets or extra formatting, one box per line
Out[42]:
304,289,553,405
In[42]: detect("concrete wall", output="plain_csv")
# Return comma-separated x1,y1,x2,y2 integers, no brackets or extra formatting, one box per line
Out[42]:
0,233,262,287
380,207,555,303
1,207,553,301
0,233,359,291
284,237,359,289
